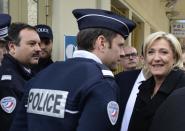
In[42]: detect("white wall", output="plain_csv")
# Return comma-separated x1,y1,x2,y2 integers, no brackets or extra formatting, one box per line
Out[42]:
52,0,110,61
122,0,169,32
9,0,28,23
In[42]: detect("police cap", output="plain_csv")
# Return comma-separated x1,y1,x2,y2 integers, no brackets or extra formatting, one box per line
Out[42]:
72,8,136,39
35,24,53,40
0,13,11,40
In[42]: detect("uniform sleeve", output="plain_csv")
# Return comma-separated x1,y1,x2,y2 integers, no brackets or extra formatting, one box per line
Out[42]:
9,88,29,131
77,80,119,131
0,79,21,131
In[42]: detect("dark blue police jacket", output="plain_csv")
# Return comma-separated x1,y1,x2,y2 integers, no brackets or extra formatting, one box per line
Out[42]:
32,57,53,74
10,58,120,131
0,54,33,131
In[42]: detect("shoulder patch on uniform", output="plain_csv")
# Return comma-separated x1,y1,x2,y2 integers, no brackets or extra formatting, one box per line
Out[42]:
102,70,114,77
107,101,119,125
1,75,12,80
0,96,16,113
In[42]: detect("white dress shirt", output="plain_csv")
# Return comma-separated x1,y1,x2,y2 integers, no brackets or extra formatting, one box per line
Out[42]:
121,70,145,131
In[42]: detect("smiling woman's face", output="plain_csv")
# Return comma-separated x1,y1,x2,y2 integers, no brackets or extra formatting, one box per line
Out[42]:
145,38,175,78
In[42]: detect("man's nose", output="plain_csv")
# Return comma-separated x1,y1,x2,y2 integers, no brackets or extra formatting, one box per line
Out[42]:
35,43,41,52
120,49,125,57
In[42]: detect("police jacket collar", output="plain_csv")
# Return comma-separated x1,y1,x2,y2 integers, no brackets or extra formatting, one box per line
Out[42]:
31,57,53,74
73,50,102,64
1,54,33,79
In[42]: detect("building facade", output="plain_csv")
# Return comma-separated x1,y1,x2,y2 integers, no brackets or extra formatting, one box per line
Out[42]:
0,0,171,63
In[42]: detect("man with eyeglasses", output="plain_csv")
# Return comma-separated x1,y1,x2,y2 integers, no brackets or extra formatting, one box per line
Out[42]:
115,45,146,131
120,45,139,71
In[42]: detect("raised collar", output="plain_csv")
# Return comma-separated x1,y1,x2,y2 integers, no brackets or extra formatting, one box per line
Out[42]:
73,50,102,64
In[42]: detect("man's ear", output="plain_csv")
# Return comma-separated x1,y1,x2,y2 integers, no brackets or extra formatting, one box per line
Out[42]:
8,41,16,55
94,35,107,52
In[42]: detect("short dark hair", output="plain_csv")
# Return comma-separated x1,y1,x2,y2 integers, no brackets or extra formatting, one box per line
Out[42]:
77,28,118,51
8,22,37,46
0,40,6,48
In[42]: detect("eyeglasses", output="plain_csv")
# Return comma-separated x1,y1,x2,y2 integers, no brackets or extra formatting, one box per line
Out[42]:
121,53,138,59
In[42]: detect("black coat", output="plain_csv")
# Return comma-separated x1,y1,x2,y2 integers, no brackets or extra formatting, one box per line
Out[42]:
115,69,141,130
32,58,53,74
150,86,185,131
0,54,33,131
128,69,185,131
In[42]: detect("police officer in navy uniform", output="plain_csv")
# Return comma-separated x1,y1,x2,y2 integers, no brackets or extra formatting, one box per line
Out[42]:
0,14,11,65
10,9,136,131
0,23,41,131
32,24,54,73
0,13,12,131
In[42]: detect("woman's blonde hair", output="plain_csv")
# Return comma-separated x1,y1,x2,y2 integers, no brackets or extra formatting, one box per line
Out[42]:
142,31,184,78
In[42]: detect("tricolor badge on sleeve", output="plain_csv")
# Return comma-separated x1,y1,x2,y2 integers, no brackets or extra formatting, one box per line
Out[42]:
107,101,119,125
0,96,16,113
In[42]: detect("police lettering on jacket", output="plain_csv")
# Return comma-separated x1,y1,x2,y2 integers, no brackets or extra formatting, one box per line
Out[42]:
27,89,68,118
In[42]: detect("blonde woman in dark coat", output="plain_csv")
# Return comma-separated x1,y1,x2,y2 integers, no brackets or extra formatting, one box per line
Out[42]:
128,31,185,131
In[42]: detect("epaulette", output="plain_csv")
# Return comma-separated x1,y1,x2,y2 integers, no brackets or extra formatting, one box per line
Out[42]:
0,67,13,81
101,69,114,78
1,74,12,80
96,63,114,78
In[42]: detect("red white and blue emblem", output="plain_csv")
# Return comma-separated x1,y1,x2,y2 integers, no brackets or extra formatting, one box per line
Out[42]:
0,96,16,113
107,101,119,125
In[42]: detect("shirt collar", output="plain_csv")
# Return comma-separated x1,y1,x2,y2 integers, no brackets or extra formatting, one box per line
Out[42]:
73,50,102,64
137,70,146,84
